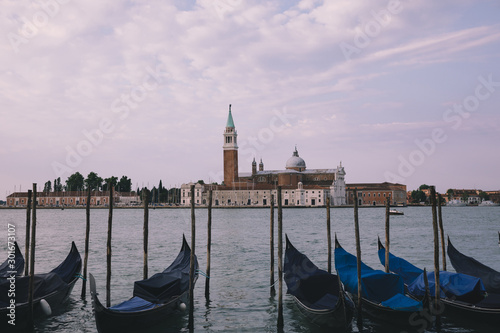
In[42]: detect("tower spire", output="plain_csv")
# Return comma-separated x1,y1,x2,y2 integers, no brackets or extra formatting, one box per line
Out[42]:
226,104,235,128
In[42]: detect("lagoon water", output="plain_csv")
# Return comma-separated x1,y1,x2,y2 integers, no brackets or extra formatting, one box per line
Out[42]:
1,206,499,332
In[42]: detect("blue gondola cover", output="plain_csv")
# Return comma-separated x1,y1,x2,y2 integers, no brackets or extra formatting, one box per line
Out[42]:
335,246,422,311
379,246,486,304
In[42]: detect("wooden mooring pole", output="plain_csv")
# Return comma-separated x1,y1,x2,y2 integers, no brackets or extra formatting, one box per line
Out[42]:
143,189,149,279
437,193,446,271
81,190,91,298
353,190,363,329
384,195,391,273
205,189,212,301
270,193,275,296
188,184,196,330
277,186,284,329
430,186,441,326
27,184,37,329
326,196,332,274
106,187,114,307
24,189,32,276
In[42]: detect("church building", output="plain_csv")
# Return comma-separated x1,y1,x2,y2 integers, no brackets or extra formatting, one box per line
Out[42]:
181,105,347,207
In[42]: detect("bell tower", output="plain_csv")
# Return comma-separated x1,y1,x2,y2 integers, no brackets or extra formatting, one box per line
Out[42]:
223,104,238,186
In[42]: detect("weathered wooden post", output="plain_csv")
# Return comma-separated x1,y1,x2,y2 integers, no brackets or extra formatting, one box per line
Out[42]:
270,193,275,296
384,195,391,273
277,187,284,329
430,186,441,325
205,189,212,300
27,184,37,329
326,195,332,274
353,189,363,329
106,186,114,307
24,189,32,276
188,184,196,330
81,189,91,298
437,193,446,271
143,189,149,279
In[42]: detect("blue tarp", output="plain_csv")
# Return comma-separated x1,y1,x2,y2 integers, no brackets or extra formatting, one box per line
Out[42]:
378,246,486,304
380,293,423,311
408,271,485,304
335,246,422,311
109,296,157,312
378,248,423,285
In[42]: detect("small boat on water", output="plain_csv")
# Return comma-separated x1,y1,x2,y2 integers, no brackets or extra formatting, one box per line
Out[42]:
90,236,198,333
447,237,500,294
284,236,354,329
0,242,24,278
334,238,425,327
0,242,82,331
389,209,404,215
378,239,500,324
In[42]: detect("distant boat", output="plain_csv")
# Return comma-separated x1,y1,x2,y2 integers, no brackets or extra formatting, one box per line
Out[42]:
389,209,404,215
447,199,467,207
479,200,500,207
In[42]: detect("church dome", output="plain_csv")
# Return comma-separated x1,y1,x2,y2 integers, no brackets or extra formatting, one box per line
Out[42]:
286,147,306,170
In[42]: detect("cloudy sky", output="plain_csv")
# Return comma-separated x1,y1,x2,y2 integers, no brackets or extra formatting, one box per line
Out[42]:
1,0,500,200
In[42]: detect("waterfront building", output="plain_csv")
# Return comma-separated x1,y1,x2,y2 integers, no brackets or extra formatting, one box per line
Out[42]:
180,105,347,207
6,191,140,207
346,182,407,206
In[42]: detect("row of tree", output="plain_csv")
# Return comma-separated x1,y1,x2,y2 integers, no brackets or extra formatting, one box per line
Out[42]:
42,172,184,204
43,172,132,192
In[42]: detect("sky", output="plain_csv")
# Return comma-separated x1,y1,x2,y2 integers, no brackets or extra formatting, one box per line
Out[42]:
1,0,500,200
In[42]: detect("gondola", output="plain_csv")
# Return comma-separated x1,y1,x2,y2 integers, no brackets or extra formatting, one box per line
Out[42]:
334,238,425,327
0,242,82,331
284,236,354,329
0,242,24,278
378,239,500,324
447,237,500,294
90,236,198,333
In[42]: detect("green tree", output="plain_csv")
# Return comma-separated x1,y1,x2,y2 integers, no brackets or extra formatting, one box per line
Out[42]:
86,172,103,191
411,190,426,203
54,177,63,192
103,176,118,191
446,189,454,200
117,176,132,192
43,180,52,193
66,172,85,191
419,184,430,190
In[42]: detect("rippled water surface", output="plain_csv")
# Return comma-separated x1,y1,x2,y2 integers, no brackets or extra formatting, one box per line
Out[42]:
1,206,499,332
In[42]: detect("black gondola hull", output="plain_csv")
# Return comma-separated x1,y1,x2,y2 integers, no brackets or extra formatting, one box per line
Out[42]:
90,274,190,333
292,294,354,329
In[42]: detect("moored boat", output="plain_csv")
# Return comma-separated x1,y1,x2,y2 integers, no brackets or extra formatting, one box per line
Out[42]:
447,237,500,294
89,236,198,333
378,239,500,325
284,236,354,329
335,238,425,327
0,242,82,331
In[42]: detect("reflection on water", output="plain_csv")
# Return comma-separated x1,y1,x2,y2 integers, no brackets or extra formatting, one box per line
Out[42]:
1,206,499,332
